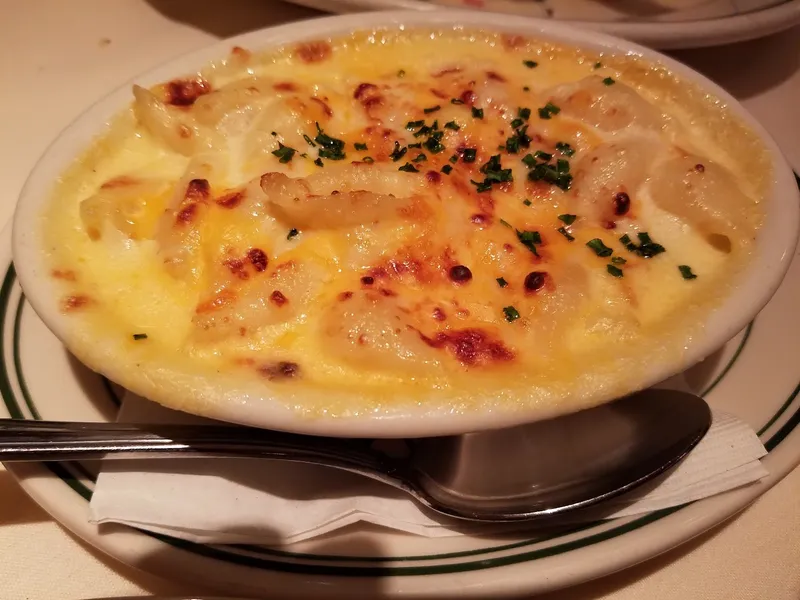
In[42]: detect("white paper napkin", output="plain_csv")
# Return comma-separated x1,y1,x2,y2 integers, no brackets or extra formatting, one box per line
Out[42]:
89,393,768,545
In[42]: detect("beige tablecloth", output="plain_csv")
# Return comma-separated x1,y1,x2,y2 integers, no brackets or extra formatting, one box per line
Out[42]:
0,1,798,598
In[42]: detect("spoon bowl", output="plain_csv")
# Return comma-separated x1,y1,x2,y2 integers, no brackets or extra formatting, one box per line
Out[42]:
0,389,711,522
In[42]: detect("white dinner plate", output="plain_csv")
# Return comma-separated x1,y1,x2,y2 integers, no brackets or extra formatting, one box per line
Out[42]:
284,0,800,49
2,168,800,596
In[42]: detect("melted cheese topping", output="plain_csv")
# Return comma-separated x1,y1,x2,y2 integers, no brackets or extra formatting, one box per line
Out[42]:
42,29,770,420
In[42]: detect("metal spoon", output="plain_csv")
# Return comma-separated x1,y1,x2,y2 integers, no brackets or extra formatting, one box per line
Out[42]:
0,388,710,522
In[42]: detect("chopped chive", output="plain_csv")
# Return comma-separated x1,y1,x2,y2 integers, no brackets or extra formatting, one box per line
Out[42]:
607,264,624,277
516,229,542,256
412,153,427,163
602,77,616,86
522,153,537,168
523,60,538,68
444,120,460,131
441,164,453,174
503,305,521,322
611,256,627,265
313,157,324,167
271,143,296,163
449,154,459,164
471,106,484,119
555,141,575,157
408,142,423,149
557,227,575,241
424,105,441,114
523,199,532,206
496,277,508,288
518,107,531,120
354,142,368,151
462,148,477,163
361,156,374,164
406,120,425,130
558,214,577,225
471,179,492,192
303,133,316,147
499,219,512,229
389,141,408,162
450,98,465,105
132,333,148,340
556,159,570,173
287,228,299,240
534,150,553,161
587,238,614,257
538,102,561,120
399,163,419,173
510,118,524,129
679,265,697,280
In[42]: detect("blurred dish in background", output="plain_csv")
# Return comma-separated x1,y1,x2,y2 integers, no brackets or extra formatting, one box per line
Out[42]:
282,0,800,48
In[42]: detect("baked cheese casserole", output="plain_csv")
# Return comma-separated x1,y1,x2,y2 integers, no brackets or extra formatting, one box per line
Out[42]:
40,29,770,420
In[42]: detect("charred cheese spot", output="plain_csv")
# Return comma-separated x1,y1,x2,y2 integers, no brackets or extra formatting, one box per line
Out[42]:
295,41,332,64
421,328,515,367
165,78,212,107
62,295,93,312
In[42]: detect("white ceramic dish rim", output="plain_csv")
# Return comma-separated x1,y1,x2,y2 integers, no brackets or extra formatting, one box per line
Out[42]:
11,10,800,438
285,0,800,50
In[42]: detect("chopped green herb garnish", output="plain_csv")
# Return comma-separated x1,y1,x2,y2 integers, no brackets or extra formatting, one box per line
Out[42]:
314,123,346,160
634,232,666,258
556,159,570,173
361,156,374,164
389,141,408,162
517,229,542,256
679,265,697,280
602,77,616,86
462,148,477,163
132,333,148,340
555,142,575,157
411,152,427,163
518,107,531,120
287,228,299,240
538,102,561,119
441,164,453,175
557,227,575,241
505,124,531,154
303,133,316,147
586,238,614,257
558,214,577,225
503,305,521,322
451,98,465,105
496,277,508,288
423,131,446,154
471,179,492,192
397,69,406,77
272,143,296,163
594,61,602,69
607,264,624,277
354,142,368,151
528,162,572,190
611,256,627,265
399,162,419,173
423,105,441,114
406,120,425,130
523,199,532,206
449,154,459,164
406,143,421,149
313,157,324,167
534,150,553,161
471,106,484,119
522,153,537,168
299,152,308,158
499,219,512,229
444,120,460,131
510,118,524,129
498,145,506,151
523,60,538,68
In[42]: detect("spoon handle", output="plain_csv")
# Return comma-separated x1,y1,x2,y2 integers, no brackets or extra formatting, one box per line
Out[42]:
0,419,407,487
